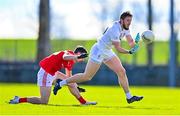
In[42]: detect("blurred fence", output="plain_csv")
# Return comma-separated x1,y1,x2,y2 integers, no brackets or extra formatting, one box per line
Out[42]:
0,39,179,65
0,39,179,86
0,62,180,86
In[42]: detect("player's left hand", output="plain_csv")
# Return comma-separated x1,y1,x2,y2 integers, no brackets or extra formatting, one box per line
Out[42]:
77,53,88,59
129,43,139,54
135,33,140,43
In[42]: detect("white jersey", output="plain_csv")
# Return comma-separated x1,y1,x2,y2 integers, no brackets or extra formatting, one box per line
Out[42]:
97,21,130,50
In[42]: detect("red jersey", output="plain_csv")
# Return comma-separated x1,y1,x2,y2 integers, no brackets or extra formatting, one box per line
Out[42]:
39,50,75,76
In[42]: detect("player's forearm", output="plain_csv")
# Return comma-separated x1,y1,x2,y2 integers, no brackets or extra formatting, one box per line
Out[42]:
113,42,129,54
126,35,136,48
63,55,77,60
129,41,135,48
65,69,72,77
115,46,130,54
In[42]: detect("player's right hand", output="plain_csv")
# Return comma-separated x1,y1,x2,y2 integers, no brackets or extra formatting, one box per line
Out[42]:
77,53,88,59
129,43,139,54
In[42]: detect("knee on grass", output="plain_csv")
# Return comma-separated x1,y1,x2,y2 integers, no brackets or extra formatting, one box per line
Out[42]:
116,68,126,76
41,100,48,104
40,98,49,104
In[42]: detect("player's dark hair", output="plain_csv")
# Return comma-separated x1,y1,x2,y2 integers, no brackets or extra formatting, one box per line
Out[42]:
120,11,133,20
74,46,87,54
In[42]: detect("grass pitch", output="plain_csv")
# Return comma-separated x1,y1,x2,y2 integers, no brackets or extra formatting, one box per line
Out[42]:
0,83,180,115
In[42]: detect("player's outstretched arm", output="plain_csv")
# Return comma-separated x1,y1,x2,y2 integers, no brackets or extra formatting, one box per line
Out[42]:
63,52,78,60
112,40,139,55
112,41,130,54
129,43,139,54
63,52,88,60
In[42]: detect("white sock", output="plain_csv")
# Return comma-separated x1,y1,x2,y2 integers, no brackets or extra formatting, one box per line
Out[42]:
59,80,67,87
126,92,132,99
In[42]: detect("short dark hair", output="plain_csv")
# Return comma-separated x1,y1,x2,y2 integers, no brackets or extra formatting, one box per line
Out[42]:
120,11,133,20
74,46,87,54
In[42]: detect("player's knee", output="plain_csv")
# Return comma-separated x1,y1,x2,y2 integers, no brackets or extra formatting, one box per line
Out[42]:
41,100,48,104
120,68,126,75
82,73,92,81
85,77,92,81
40,98,49,104
115,67,126,76
68,83,76,88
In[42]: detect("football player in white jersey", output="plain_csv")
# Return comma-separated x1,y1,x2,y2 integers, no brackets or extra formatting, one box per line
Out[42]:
53,11,143,104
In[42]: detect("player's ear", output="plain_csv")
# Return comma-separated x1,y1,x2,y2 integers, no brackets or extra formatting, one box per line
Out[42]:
120,19,123,24
75,52,81,55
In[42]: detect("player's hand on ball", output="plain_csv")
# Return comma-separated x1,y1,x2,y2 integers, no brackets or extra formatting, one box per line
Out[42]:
135,33,140,43
129,43,139,54
77,53,88,59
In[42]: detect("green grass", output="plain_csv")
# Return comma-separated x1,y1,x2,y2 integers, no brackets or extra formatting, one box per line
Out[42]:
0,39,96,62
0,39,36,61
0,39,180,65
0,83,180,115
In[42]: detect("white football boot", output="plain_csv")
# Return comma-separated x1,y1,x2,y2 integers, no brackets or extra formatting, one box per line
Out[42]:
9,96,20,104
82,101,97,105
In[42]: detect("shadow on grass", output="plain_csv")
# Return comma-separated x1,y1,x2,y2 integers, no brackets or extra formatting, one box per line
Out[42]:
48,104,82,107
47,104,173,110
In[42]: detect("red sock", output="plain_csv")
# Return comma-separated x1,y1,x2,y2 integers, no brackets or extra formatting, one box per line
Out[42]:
78,96,86,104
19,98,27,103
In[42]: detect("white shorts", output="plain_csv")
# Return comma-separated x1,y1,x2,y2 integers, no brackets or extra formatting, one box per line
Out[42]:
37,68,55,87
90,43,116,64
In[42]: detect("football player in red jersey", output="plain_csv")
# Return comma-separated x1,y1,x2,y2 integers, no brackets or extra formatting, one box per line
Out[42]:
9,46,97,105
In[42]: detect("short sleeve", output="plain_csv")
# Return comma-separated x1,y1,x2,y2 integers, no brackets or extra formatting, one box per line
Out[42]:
110,26,120,42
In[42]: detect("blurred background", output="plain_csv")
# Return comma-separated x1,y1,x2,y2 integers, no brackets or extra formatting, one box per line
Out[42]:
0,0,179,86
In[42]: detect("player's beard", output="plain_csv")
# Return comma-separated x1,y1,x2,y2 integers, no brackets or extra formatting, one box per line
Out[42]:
122,20,129,30
122,23,129,30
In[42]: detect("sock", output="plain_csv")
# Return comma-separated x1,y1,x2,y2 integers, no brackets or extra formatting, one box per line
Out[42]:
59,80,67,87
78,96,86,104
126,92,132,99
19,98,27,103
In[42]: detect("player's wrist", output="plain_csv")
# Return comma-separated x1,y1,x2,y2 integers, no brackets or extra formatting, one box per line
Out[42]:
77,53,88,59
129,50,132,54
